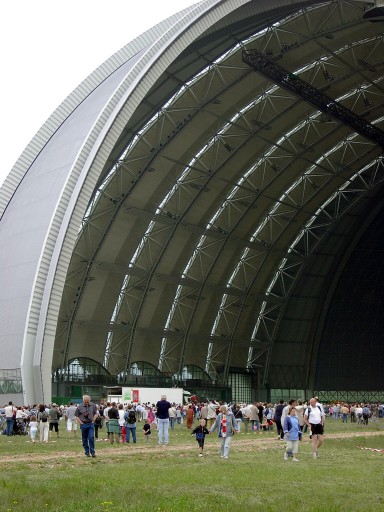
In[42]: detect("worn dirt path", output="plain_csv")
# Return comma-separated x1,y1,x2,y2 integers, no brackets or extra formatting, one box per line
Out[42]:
0,430,382,465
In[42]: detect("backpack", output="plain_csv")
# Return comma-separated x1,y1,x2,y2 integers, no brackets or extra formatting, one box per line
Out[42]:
195,427,206,440
306,405,322,421
41,411,48,423
125,410,136,424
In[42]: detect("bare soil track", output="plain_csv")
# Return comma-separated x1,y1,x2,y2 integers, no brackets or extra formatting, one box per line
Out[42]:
0,430,382,466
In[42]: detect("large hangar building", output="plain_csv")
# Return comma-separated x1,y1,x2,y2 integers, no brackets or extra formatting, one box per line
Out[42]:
0,0,383,405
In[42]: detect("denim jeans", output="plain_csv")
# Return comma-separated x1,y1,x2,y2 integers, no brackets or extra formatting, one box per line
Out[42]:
126,426,137,443
80,423,95,455
6,417,14,436
157,418,169,444
219,435,232,457
251,419,260,432
169,417,175,430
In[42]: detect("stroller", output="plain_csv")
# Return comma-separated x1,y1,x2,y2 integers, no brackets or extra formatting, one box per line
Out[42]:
13,418,28,436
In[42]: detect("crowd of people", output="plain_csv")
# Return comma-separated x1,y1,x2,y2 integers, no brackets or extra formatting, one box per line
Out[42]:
1,397,383,460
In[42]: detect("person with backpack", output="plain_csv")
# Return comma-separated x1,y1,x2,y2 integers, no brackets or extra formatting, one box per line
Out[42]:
38,403,49,443
48,403,61,438
304,397,325,460
191,418,210,457
124,404,137,444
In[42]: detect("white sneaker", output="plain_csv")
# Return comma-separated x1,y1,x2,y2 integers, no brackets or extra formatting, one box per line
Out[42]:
292,458,299,462
313,452,317,460
198,453,203,457
284,453,288,460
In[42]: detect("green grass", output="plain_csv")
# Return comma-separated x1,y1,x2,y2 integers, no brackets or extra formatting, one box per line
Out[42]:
1,418,384,512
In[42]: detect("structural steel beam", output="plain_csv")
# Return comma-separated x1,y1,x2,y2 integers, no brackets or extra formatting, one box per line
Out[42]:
242,49,384,148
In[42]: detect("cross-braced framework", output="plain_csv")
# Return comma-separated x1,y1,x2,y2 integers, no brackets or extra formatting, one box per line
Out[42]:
1,0,384,405
315,390,384,403
55,1,384,394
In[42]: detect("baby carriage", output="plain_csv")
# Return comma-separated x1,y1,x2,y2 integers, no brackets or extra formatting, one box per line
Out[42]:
13,418,28,436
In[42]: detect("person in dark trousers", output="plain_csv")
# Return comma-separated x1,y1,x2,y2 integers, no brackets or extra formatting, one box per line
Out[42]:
274,399,285,440
75,395,98,458
191,418,210,457
304,397,325,460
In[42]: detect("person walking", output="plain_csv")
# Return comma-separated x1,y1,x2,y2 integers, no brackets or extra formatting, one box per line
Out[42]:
274,399,285,440
340,403,349,423
304,397,325,460
169,404,176,430
38,404,49,443
283,406,301,461
200,402,208,425
28,415,38,443
209,404,237,459
186,404,195,429
362,404,370,425
48,403,61,438
206,400,218,430
295,400,305,433
156,394,171,445
281,399,297,439
75,394,98,458
233,404,243,432
66,402,78,437
191,418,210,457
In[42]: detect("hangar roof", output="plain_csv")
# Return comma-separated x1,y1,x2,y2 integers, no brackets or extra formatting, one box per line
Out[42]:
1,0,383,401
56,0,384,388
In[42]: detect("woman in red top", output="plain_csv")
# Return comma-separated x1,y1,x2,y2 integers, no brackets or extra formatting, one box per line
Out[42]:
186,404,194,429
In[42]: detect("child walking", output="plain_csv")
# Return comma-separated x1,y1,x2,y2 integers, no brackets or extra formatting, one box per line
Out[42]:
192,418,210,457
29,415,38,443
283,406,301,461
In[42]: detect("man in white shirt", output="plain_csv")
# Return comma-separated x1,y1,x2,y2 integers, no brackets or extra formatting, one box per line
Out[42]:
4,401,17,436
304,397,325,460
66,402,78,437
207,400,218,429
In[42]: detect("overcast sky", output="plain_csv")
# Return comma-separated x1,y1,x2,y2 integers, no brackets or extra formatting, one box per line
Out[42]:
0,0,200,188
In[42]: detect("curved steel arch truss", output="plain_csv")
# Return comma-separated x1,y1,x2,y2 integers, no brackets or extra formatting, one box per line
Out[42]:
1,0,383,404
